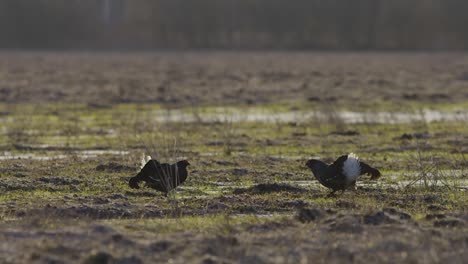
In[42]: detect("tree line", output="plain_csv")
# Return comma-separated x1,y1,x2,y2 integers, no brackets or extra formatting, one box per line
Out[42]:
1,0,468,50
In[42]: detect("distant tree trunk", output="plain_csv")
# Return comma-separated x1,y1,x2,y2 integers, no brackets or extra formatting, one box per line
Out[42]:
337,0,355,49
367,0,381,49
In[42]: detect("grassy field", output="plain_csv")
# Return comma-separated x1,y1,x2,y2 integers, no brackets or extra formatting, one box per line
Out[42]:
0,52,467,263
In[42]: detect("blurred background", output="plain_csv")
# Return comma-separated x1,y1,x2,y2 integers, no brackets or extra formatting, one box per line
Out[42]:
1,0,468,50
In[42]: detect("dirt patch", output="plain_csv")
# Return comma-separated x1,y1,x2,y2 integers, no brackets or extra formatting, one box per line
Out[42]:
231,168,249,176
37,177,81,186
12,144,78,152
14,204,163,220
397,132,431,140
296,208,326,223
233,183,306,195
2,210,468,263
0,180,36,191
95,163,136,173
433,219,465,228
329,130,360,136
363,211,399,225
382,208,412,220
1,52,467,106
328,215,364,234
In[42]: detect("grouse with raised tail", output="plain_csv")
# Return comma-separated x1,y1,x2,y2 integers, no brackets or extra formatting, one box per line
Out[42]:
306,153,381,195
129,156,190,195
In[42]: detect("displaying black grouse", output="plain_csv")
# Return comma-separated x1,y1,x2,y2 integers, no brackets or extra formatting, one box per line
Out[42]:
129,157,190,194
306,153,381,195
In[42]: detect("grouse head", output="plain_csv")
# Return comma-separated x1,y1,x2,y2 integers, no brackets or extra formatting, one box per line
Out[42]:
305,159,314,168
177,160,190,168
305,159,323,170
129,176,140,189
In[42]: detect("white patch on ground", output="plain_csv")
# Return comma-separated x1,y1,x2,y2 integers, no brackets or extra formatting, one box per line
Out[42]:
0,150,128,161
342,153,361,182
148,108,468,124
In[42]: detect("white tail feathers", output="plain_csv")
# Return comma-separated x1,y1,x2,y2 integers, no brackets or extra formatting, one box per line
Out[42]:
342,153,361,182
348,153,359,160
140,154,152,169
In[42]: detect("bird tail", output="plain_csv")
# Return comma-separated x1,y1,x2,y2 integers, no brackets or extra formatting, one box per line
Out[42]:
141,154,152,169
348,152,359,160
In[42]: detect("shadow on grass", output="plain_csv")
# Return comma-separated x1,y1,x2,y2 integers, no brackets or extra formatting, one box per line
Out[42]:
233,183,306,195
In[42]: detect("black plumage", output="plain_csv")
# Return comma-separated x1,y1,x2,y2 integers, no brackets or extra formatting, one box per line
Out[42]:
306,153,380,195
129,159,190,194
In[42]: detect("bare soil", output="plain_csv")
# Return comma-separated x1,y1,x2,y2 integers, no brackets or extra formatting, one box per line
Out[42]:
0,52,467,263
0,52,467,107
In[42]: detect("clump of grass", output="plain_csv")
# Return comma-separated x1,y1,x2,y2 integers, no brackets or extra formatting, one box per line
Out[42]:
6,117,34,146
5,104,41,147
222,116,235,156
138,132,186,217
403,139,451,191
323,105,347,133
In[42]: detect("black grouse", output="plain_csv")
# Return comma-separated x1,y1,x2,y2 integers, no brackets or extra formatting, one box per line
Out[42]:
129,157,190,194
306,153,381,195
